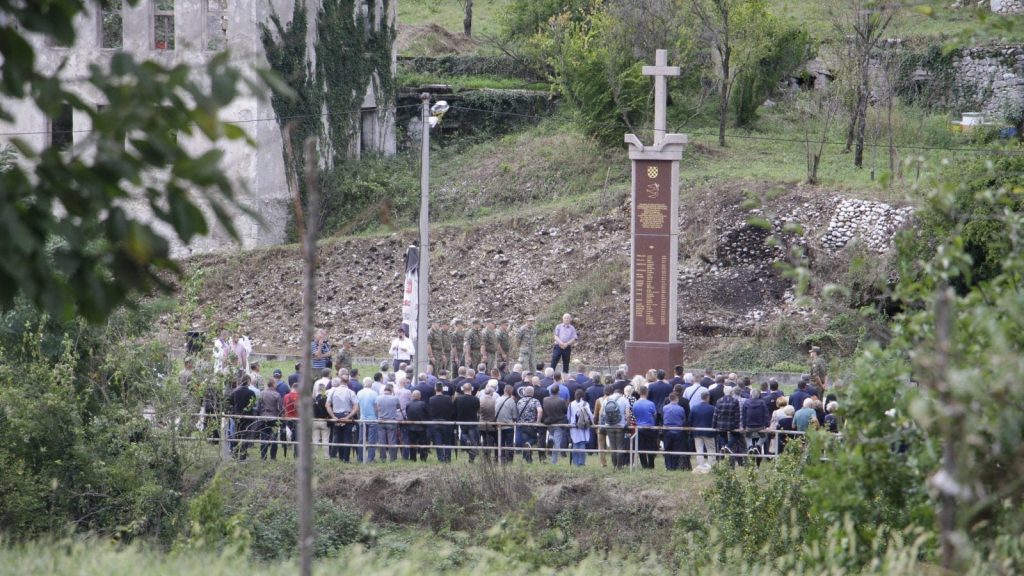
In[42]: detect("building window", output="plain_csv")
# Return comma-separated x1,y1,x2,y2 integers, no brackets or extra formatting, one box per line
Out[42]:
100,0,123,49
51,103,74,151
206,0,228,51
153,0,175,51
358,0,370,30
360,109,377,154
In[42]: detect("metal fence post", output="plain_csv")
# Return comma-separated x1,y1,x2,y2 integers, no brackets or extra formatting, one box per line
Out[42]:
219,415,229,461
361,422,368,465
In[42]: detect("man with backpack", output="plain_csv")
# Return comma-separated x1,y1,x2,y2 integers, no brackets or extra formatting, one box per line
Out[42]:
600,384,630,469
514,386,543,463
312,379,331,458
568,388,594,466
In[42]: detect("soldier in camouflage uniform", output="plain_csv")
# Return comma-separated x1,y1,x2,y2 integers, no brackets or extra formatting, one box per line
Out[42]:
438,320,452,373
335,338,353,371
465,318,483,370
450,318,466,372
517,316,537,372
809,346,828,392
428,321,444,371
496,319,512,367
482,319,498,370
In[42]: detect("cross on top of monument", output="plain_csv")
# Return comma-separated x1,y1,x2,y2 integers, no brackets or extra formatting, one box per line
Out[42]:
642,49,680,146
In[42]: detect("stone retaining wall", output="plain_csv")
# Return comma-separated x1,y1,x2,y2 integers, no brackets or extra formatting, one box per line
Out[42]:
953,45,1024,116
992,0,1024,14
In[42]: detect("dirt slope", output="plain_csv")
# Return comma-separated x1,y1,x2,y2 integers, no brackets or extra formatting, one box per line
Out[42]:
168,181,909,366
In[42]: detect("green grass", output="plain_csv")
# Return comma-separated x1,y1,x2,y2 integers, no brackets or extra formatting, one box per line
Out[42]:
767,0,1024,43
398,0,514,38
398,71,550,91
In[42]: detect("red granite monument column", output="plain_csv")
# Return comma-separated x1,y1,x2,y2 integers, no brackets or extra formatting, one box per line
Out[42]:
624,49,687,374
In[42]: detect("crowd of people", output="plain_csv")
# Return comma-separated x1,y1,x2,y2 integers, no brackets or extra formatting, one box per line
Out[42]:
194,329,839,469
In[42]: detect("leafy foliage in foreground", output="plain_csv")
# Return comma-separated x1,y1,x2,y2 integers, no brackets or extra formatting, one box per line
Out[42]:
0,1,267,322
0,303,194,542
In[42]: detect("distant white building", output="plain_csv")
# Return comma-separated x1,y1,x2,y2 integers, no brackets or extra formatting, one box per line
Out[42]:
0,0,396,255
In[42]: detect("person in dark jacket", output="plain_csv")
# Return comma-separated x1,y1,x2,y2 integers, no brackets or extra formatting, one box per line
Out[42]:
690,391,716,469
712,387,742,466
404,390,430,461
427,383,456,462
764,379,784,412
230,374,257,460
453,383,480,462
788,381,811,421
741,388,770,465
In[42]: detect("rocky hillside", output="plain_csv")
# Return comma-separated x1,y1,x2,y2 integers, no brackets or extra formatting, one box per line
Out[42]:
170,180,911,367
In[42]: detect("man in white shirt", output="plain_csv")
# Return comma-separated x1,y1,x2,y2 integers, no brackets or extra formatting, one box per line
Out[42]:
389,328,415,372
683,373,708,409
327,383,358,462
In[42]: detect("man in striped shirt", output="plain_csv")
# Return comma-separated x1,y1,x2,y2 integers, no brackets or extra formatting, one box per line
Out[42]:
311,328,331,372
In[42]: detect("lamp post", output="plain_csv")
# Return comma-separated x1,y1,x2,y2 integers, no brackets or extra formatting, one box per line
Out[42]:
414,94,448,377
416,93,430,377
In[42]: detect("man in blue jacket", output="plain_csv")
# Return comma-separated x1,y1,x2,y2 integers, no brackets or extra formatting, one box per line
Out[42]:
689,391,716,470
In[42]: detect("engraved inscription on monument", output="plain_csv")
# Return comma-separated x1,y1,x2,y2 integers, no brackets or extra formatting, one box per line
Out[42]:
632,235,671,342
633,160,671,234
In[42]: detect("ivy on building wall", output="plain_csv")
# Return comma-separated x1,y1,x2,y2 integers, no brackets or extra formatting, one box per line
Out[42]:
261,0,395,238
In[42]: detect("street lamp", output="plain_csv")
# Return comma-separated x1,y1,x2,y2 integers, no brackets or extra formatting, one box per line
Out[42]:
415,94,447,377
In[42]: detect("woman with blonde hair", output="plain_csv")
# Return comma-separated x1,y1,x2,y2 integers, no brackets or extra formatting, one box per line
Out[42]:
768,396,790,456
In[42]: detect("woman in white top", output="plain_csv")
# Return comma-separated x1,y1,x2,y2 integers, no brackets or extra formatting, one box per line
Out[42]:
567,389,594,466
389,327,415,372
767,396,790,455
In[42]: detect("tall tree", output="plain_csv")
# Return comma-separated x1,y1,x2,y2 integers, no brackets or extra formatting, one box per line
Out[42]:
830,0,899,168
462,0,473,36
0,0,272,321
686,0,774,147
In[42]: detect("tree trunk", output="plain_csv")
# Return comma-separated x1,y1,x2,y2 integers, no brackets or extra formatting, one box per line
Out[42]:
463,0,473,37
808,152,821,185
854,61,869,169
718,47,730,147
298,138,321,576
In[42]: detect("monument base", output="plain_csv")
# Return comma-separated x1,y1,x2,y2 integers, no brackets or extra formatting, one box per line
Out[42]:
625,341,685,375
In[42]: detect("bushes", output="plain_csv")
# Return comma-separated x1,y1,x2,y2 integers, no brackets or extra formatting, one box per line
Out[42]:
733,26,813,128
319,156,419,238
0,303,188,542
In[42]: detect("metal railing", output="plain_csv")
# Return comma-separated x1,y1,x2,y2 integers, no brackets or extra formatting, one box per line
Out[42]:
174,411,838,470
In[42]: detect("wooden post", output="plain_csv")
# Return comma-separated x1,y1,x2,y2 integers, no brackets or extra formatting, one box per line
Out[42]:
285,129,320,576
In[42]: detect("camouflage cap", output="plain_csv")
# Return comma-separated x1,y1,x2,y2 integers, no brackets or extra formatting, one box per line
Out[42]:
471,318,481,324
451,317,463,325
526,316,535,322
810,346,821,353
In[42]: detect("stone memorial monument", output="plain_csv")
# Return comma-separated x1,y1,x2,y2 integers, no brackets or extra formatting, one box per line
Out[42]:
624,49,687,374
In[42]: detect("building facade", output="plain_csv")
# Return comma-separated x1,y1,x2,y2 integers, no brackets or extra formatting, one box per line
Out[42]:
1,0,396,255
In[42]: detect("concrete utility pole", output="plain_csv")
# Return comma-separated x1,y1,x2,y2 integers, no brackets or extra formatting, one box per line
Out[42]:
416,93,431,377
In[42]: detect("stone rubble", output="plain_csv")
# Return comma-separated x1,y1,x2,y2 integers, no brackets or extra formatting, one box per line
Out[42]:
166,185,912,364
821,199,913,254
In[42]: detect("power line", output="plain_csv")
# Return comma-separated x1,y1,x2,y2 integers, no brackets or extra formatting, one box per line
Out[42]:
0,104,423,138
445,104,1024,157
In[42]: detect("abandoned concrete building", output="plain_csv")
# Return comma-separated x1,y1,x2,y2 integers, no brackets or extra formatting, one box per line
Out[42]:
0,0,396,255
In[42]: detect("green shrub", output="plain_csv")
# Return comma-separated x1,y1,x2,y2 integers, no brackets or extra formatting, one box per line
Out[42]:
319,156,419,238
733,27,813,128
0,303,189,543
